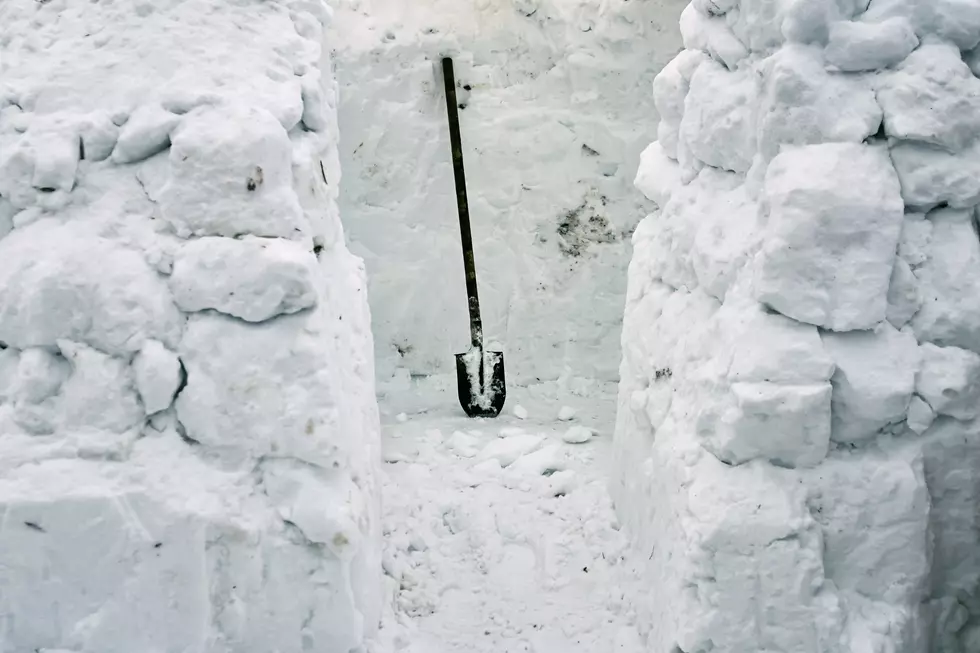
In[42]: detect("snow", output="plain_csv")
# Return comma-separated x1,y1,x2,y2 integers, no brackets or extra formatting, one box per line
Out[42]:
616,1,980,651
561,425,593,444
373,387,650,653
0,1,381,651
329,0,689,388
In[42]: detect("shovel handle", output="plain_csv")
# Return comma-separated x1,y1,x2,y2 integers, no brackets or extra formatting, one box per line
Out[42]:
442,57,483,349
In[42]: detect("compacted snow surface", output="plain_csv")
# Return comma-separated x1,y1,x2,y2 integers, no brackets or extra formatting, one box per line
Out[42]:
370,383,648,653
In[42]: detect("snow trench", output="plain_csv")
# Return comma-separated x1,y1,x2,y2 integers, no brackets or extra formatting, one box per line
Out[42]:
615,1,980,651
0,1,382,651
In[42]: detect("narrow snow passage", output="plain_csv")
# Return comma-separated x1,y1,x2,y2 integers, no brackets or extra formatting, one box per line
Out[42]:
373,383,643,653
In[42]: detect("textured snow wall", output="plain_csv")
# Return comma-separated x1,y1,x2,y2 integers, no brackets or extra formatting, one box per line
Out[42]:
615,1,980,652
0,1,382,651
330,0,688,388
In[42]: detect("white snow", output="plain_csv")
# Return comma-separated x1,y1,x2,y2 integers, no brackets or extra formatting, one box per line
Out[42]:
615,1,980,651
0,1,382,652
562,425,593,444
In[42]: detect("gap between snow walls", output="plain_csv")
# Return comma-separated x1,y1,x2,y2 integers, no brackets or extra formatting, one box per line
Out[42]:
328,0,688,407
0,1,383,651
615,1,980,652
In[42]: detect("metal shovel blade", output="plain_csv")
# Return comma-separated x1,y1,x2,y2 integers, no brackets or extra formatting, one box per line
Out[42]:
455,348,506,418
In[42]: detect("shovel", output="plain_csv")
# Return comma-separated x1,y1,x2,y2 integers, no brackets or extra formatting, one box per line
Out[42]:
441,56,506,418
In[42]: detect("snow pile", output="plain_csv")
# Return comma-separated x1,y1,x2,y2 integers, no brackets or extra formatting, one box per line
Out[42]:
329,0,688,388
615,1,980,651
0,1,381,651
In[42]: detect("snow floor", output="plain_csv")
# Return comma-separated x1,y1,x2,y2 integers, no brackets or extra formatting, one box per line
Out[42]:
373,379,644,653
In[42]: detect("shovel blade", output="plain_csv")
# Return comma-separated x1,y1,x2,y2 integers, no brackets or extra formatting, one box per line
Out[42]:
454,349,506,418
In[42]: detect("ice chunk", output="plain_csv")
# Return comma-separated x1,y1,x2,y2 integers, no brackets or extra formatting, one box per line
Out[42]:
679,3,749,70
754,143,904,331
890,141,980,211
825,17,918,71
557,405,577,421
170,236,318,322
910,208,980,352
698,381,832,468
133,340,183,415
821,325,919,444
915,343,980,421
159,104,306,239
479,434,543,467
680,59,757,173
757,44,882,160
886,257,921,329
562,425,593,444
0,220,183,356
877,42,980,153
111,104,181,164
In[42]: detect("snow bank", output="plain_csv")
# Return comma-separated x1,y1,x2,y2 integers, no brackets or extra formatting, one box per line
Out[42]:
329,0,688,388
0,1,382,651
615,2,980,651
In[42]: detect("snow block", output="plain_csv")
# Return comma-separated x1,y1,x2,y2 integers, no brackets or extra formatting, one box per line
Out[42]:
825,17,919,72
159,104,307,239
133,340,183,415
0,220,184,356
170,236,318,322
111,104,181,165
680,59,757,173
757,44,882,160
915,343,980,420
653,49,706,160
821,325,919,444
891,140,980,211
679,3,749,70
877,41,980,153
910,208,980,353
754,143,904,331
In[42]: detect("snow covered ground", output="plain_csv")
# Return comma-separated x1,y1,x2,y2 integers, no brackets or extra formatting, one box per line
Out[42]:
369,382,651,653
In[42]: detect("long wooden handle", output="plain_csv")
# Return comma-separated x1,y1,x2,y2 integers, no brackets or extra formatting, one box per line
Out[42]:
442,57,483,349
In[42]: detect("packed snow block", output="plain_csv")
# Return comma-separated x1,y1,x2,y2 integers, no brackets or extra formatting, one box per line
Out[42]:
132,340,183,415
757,44,882,160
652,49,706,160
886,257,922,329
634,451,845,653
890,140,980,211
0,438,370,653
159,104,307,239
679,3,749,70
633,141,685,207
825,17,918,71
0,220,183,356
690,182,759,301
877,41,980,154
753,143,905,331
920,418,980,640
30,127,80,193
680,59,757,174
821,325,919,444
915,343,980,421
697,380,832,468
910,208,980,352
865,0,980,51
111,104,182,165
170,236,318,322
176,309,345,467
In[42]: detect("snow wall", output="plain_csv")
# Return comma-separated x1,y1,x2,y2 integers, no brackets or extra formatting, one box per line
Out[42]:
0,1,382,651
329,0,688,390
614,1,980,651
